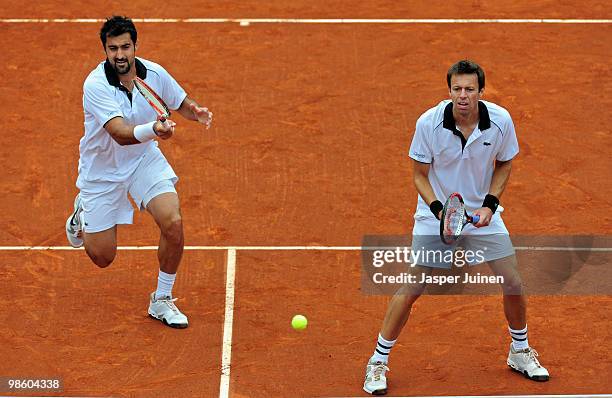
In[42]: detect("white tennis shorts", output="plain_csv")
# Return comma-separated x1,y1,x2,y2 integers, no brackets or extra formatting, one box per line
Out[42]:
77,147,178,233
411,214,515,268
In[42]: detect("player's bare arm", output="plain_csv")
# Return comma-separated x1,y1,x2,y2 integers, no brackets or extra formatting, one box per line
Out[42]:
104,116,176,146
473,159,512,226
412,159,442,219
489,159,512,198
177,96,213,128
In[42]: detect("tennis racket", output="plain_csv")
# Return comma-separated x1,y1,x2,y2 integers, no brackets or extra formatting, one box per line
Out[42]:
133,77,171,128
440,192,480,244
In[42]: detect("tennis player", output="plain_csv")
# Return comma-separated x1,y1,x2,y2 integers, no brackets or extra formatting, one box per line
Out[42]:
65,16,213,329
363,60,549,395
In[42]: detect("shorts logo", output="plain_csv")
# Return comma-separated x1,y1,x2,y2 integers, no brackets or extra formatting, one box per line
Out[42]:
483,142,491,146
412,152,427,158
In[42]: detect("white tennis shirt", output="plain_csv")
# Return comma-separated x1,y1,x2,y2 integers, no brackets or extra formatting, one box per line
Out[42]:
77,57,187,185
409,100,519,220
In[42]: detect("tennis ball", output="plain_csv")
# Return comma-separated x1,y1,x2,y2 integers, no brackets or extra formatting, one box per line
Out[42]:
291,314,308,330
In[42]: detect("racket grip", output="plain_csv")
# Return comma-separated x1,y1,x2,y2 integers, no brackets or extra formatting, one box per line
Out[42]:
471,215,480,224
159,118,171,129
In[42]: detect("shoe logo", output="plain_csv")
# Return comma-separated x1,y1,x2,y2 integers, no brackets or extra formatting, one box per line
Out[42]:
483,142,491,146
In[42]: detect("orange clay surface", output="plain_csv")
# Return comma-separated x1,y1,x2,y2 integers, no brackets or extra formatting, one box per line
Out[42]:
0,1,610,397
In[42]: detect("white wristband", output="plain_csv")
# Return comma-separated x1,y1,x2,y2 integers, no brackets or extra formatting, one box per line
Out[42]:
133,121,157,143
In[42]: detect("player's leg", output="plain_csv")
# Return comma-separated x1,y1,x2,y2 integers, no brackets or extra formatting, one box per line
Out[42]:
144,187,188,329
488,254,525,328
83,227,118,268
66,180,132,267
128,148,187,329
486,234,549,382
363,265,432,396
467,221,527,332
146,190,184,276
364,227,442,396
380,266,432,340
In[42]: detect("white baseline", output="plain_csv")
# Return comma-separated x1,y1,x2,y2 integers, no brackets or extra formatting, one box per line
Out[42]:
0,18,611,24
0,245,610,251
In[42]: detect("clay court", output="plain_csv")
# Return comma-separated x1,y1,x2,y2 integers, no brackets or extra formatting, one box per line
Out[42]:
0,1,611,397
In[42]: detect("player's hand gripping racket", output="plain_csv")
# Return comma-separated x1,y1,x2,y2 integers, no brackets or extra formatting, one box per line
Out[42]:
440,192,480,244
133,77,172,130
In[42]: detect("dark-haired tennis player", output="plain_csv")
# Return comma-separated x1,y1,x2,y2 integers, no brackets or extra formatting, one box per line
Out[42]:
65,15,212,329
363,60,549,395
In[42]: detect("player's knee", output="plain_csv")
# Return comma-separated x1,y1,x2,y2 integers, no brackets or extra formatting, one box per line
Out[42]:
397,287,423,306
501,276,524,295
405,281,427,298
161,215,183,244
398,297,414,310
404,292,422,306
86,248,116,268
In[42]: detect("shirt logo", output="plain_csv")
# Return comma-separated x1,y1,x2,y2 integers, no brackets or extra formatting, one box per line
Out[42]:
483,142,491,146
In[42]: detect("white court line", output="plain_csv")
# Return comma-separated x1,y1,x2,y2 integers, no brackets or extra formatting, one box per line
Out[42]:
327,395,612,398
0,245,364,251
0,18,611,24
514,246,612,251
219,248,236,398
0,245,610,251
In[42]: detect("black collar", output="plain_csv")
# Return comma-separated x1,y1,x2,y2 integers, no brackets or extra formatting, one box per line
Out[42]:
443,100,491,132
442,101,491,150
104,58,147,89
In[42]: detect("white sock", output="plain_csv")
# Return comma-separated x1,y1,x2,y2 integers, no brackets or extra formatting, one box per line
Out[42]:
509,325,529,351
155,270,176,300
371,333,396,364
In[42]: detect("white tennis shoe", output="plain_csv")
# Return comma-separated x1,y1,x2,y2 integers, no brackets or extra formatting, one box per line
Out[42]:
507,344,550,381
65,194,84,248
363,359,389,395
148,293,189,329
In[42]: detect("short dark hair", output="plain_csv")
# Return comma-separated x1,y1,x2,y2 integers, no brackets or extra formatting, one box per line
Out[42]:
447,60,485,91
100,16,137,47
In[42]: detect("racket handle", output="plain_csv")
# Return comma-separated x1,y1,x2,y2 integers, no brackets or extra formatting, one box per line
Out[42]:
159,118,171,130
471,215,480,224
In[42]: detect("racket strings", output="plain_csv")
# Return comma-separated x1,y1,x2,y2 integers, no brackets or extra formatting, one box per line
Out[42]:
444,198,465,238
133,78,170,119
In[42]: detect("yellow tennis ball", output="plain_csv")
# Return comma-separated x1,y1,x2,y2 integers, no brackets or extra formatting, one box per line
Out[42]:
291,314,308,330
